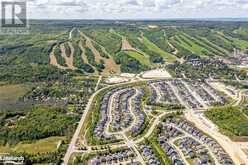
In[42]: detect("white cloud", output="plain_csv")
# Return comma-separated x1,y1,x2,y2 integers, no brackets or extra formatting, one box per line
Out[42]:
26,0,248,19
155,0,182,9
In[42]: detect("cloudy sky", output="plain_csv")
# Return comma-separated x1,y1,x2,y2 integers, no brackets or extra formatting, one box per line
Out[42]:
25,0,248,19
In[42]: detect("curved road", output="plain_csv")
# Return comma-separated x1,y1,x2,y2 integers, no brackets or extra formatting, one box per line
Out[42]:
63,84,108,165
63,80,145,164
64,78,248,165
185,110,248,165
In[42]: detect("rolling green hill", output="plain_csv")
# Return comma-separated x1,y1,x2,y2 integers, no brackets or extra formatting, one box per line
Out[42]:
124,50,151,66
1,20,248,79
142,36,177,62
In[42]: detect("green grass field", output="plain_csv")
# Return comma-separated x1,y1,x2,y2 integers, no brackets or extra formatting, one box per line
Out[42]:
198,37,230,56
142,36,177,62
0,145,11,153
183,35,227,56
172,35,205,56
0,84,31,105
124,50,152,66
232,38,248,50
233,27,248,36
178,34,213,56
216,33,248,50
0,136,65,154
181,33,220,55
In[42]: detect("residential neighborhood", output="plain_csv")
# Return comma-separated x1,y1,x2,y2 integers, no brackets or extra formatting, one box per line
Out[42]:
64,76,248,165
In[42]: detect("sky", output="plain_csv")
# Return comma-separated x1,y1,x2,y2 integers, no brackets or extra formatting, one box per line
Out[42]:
21,0,248,19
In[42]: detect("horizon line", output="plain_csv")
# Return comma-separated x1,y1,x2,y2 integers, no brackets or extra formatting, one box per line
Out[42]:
26,17,248,21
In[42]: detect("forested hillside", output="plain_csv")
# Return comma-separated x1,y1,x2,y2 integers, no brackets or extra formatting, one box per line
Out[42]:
1,20,248,81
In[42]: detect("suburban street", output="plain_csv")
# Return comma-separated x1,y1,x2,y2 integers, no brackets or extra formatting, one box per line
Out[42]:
64,77,248,165
185,110,248,165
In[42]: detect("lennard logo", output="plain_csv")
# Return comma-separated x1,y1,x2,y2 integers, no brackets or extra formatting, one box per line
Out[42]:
1,1,27,28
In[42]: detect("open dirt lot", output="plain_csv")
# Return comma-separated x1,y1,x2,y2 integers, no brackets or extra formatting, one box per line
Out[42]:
141,69,172,79
105,76,131,84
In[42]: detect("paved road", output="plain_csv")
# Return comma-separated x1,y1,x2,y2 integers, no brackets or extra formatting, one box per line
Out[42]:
122,133,146,165
63,81,144,164
185,110,248,165
69,28,75,40
202,84,222,103
64,78,248,165
63,86,109,165
167,81,190,109
168,123,220,165
104,88,139,136
135,112,168,144
94,76,102,91
233,89,248,106
169,137,191,165
181,80,208,108
170,80,248,164
150,83,162,103
105,90,124,136
124,89,140,133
